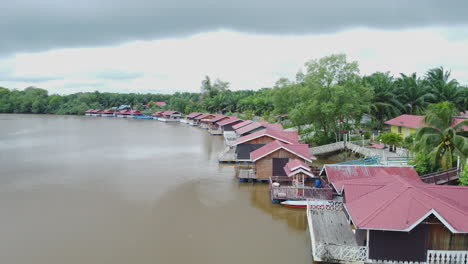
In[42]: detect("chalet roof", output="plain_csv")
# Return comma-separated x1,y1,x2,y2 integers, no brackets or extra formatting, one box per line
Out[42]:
155,101,166,106
232,120,253,130
384,114,424,128
385,114,468,131
194,113,211,120
119,110,130,114
216,117,242,127
205,114,227,123
233,128,299,146
162,110,180,116
102,110,115,114
85,109,94,113
153,111,163,116
322,165,420,194
283,159,314,177
186,112,201,119
129,110,142,115
250,140,315,162
342,173,468,233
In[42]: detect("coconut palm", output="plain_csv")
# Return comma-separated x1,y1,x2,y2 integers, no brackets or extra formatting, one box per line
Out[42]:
364,72,403,128
414,102,468,170
425,67,464,110
396,73,434,115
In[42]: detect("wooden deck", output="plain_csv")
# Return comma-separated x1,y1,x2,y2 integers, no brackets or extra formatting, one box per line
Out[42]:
269,177,333,201
307,201,367,263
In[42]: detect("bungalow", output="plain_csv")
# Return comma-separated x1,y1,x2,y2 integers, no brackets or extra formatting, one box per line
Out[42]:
312,165,468,263
183,112,203,125
116,110,131,118
192,113,211,126
85,109,94,116
206,115,231,134
197,114,218,129
129,110,143,118
235,121,283,137
158,110,181,122
91,109,102,117
216,117,244,137
385,114,468,137
101,110,115,117
245,140,316,180
231,120,253,130
152,111,164,120
232,128,300,161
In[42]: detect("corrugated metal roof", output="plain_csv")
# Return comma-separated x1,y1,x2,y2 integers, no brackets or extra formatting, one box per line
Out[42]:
384,114,424,128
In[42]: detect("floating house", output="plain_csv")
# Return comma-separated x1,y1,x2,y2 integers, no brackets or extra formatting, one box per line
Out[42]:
101,110,115,117
306,165,468,264
90,109,102,117
116,110,131,118
236,140,316,181
269,159,332,202
231,120,253,130
129,110,143,118
385,114,468,138
235,121,283,137
85,109,94,116
183,112,203,125
200,114,223,129
194,113,215,128
207,115,231,135
217,117,244,137
152,111,164,120
158,110,181,122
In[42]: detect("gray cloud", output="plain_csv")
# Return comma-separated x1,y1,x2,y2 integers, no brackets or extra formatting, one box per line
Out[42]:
1,0,468,55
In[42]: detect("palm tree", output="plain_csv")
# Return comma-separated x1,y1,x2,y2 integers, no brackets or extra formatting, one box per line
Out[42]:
364,72,403,128
395,73,434,115
414,102,468,170
425,67,464,110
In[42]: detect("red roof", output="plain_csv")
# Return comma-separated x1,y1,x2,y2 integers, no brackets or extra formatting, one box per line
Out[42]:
283,159,314,177
162,110,180,116
232,120,253,130
323,165,421,194
233,128,299,145
342,173,468,232
155,101,166,107
129,110,142,115
384,114,424,128
259,121,283,130
194,113,211,120
205,114,227,123
235,122,265,135
216,117,242,127
85,109,94,113
186,112,202,119
102,110,114,114
119,110,130,114
385,114,468,131
153,111,163,116
371,144,385,149
250,140,315,162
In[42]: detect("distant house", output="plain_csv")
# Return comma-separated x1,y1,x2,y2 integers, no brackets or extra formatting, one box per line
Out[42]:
216,117,244,136
231,120,253,130
85,109,94,116
235,121,283,137
195,114,217,128
144,101,166,108
101,109,115,117
184,112,203,125
385,114,468,138
116,110,131,118
158,110,181,122
205,114,230,133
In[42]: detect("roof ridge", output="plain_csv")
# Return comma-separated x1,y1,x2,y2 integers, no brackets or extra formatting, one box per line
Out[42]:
413,186,468,217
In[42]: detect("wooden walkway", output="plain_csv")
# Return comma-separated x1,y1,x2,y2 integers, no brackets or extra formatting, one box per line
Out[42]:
310,140,407,159
421,167,461,185
307,201,367,263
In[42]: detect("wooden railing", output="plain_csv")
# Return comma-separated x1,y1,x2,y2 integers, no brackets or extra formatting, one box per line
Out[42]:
427,250,468,263
269,177,333,200
421,168,460,185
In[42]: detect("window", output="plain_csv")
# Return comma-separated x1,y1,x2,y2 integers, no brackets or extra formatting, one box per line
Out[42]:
398,126,402,134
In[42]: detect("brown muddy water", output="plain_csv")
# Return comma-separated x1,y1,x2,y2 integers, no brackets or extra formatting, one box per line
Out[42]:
0,114,313,264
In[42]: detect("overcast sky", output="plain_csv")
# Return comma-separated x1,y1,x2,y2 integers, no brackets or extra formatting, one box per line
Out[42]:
1,0,468,94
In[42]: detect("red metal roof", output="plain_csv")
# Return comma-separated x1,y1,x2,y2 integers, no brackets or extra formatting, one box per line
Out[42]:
235,122,264,135
129,110,142,115
216,117,242,127
233,128,299,145
102,110,115,114
250,140,315,162
384,114,424,128
194,113,211,120
186,112,201,119
385,114,468,131
85,109,94,113
323,165,421,194
231,120,253,130
205,114,227,123
284,159,314,177
162,110,180,116
119,110,130,114
155,101,166,106
342,173,468,232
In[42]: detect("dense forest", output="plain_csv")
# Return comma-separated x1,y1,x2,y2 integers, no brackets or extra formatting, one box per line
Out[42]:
1,54,467,145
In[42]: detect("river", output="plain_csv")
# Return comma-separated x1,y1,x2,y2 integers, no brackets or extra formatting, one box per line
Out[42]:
0,114,313,264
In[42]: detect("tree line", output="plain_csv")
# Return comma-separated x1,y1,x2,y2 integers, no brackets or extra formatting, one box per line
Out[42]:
1,54,467,142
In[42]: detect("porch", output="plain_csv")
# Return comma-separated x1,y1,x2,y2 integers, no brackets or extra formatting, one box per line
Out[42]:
269,176,333,201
